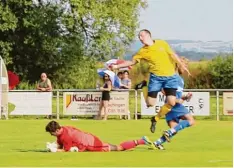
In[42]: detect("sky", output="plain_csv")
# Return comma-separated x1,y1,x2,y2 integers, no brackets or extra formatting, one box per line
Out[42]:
138,0,233,41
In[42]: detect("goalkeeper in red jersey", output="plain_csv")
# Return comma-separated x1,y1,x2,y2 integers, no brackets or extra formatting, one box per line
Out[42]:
45,121,155,152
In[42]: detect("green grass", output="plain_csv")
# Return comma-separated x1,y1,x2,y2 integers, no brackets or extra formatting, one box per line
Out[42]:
0,120,232,167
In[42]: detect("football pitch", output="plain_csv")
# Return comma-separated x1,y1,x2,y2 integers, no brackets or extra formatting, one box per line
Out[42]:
0,120,232,167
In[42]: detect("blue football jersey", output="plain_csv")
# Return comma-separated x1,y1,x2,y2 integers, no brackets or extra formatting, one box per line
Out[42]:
165,74,189,121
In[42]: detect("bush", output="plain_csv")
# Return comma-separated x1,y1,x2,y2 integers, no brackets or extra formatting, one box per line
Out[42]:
208,56,233,89
185,55,233,89
16,81,36,90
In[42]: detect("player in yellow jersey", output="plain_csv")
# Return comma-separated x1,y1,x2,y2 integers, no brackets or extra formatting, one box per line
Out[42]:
112,29,191,133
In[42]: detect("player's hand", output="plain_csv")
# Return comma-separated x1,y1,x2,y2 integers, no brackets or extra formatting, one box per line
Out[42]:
185,92,193,101
182,65,192,77
100,87,104,91
46,142,57,152
50,147,57,152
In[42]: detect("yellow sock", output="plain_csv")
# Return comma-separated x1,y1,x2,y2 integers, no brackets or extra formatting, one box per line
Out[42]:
155,104,172,121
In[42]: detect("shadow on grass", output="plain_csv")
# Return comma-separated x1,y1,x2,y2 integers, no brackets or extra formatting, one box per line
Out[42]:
14,149,48,153
13,147,156,153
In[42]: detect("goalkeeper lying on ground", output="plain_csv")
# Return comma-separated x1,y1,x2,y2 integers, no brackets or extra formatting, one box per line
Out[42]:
45,121,155,152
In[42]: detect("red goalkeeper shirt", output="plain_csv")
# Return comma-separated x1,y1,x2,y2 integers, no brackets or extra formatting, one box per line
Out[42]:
57,126,108,152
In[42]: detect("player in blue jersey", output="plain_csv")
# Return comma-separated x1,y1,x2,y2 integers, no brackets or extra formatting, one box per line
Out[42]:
153,57,195,150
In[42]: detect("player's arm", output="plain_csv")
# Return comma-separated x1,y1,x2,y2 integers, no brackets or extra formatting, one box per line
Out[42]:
57,139,63,149
52,146,80,152
176,92,193,104
50,136,73,152
112,59,137,70
55,149,65,152
175,98,184,104
62,138,74,152
164,41,191,76
170,53,191,76
112,50,143,70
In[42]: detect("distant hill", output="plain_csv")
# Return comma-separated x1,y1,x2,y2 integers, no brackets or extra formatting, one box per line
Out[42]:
124,40,233,61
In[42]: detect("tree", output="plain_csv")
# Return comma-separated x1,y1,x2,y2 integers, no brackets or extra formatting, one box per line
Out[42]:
1,0,84,82
0,2,17,64
0,0,146,88
60,0,147,59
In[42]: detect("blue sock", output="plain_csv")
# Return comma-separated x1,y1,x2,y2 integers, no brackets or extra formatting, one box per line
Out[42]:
174,120,190,133
154,136,166,145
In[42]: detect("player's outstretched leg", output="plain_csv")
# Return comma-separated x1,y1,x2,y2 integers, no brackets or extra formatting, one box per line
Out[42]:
152,120,178,150
162,130,177,142
112,136,156,151
142,136,156,149
150,103,173,133
153,135,167,150
163,118,194,142
154,119,192,148
150,86,177,133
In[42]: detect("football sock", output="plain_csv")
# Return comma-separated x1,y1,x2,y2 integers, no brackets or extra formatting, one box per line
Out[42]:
155,104,172,121
154,136,167,145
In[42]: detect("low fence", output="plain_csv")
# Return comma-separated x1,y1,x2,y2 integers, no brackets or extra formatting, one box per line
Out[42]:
3,89,233,121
